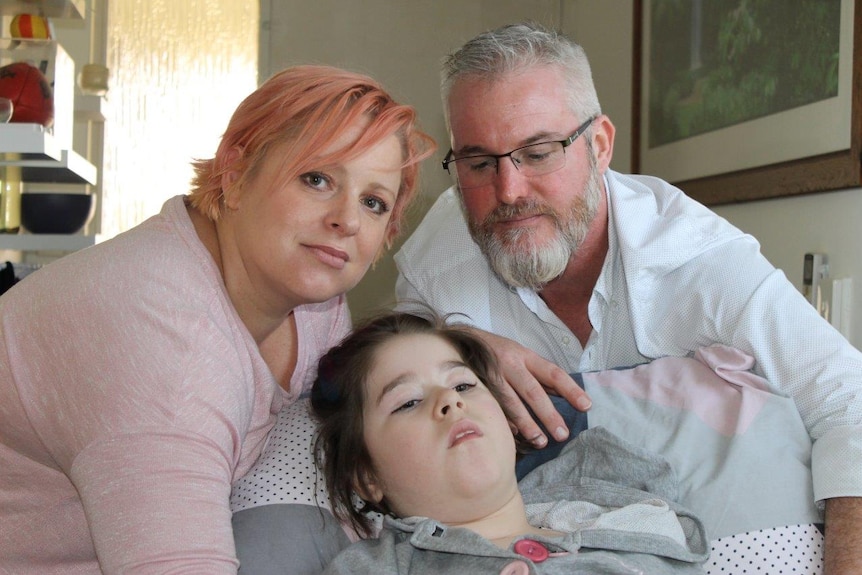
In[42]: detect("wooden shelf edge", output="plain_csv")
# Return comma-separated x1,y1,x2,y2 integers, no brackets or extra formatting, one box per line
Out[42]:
0,0,85,20
0,233,97,251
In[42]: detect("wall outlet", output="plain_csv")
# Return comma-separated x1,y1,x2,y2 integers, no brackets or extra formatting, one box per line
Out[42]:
803,253,829,307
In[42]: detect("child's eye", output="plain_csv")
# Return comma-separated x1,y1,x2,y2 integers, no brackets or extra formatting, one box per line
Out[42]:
454,382,476,393
392,399,420,413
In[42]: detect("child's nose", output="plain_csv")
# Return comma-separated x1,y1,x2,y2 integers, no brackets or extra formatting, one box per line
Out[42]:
436,388,465,418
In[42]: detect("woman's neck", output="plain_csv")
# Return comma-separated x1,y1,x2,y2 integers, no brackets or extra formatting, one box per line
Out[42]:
187,201,294,343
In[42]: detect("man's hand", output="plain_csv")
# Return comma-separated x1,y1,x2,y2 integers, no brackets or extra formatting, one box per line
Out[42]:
466,327,591,446
824,497,862,574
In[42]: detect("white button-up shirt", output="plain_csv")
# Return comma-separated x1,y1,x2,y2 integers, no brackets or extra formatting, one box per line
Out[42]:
395,170,862,505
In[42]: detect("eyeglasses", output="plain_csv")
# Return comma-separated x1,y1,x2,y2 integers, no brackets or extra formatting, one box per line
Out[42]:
442,116,596,190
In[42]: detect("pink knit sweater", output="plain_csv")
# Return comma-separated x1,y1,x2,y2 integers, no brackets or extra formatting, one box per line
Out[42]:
0,196,350,574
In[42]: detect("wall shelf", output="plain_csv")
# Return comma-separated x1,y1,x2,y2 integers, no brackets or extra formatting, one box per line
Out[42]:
0,232,96,251
0,0,85,20
18,149,96,184
0,0,97,257
0,123,96,184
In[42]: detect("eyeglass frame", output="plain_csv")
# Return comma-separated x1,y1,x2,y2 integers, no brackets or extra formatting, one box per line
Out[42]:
441,115,597,186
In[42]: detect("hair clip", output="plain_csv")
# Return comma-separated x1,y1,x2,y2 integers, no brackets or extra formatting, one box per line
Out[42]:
312,365,341,404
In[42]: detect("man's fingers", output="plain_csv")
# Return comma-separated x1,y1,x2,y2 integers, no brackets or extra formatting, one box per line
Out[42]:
533,361,592,412
511,373,569,443
498,382,549,447
465,326,589,445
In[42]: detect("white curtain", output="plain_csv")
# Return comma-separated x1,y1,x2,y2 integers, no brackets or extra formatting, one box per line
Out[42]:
101,0,258,237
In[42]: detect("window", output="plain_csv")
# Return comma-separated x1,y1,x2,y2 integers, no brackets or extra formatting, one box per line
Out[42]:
101,0,259,237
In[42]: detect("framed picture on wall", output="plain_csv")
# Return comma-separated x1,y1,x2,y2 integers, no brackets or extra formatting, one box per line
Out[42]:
631,0,862,205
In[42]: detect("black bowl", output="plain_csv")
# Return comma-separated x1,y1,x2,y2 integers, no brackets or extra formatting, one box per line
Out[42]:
21,193,95,234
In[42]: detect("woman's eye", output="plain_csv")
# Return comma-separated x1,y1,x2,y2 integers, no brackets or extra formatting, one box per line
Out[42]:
392,399,419,413
362,196,390,215
300,171,331,190
454,382,476,393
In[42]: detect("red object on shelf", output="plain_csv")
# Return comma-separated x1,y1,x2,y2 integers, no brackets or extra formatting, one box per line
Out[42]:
10,14,52,39
0,62,53,126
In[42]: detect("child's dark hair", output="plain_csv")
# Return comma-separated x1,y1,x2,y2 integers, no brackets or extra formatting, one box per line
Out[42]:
310,310,529,537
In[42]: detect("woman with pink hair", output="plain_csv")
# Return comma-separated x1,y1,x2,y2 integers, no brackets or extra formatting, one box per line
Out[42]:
0,65,434,574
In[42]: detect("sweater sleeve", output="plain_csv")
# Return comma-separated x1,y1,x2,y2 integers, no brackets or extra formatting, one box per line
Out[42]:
72,430,239,573
60,301,268,574
0,199,278,573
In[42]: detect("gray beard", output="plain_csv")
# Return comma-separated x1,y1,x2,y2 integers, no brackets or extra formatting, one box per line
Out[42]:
466,162,602,291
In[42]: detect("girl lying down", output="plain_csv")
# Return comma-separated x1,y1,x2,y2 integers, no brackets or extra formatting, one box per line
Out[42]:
310,312,710,574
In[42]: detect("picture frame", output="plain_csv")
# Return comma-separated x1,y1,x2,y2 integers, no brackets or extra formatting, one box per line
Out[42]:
631,0,861,206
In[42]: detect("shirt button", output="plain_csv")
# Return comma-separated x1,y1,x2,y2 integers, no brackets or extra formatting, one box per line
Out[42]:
513,538,549,563
561,336,571,345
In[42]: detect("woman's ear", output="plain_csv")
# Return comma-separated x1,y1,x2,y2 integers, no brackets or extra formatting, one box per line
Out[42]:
220,146,243,209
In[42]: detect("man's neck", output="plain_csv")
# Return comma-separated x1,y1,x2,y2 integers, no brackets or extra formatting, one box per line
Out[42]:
539,195,609,347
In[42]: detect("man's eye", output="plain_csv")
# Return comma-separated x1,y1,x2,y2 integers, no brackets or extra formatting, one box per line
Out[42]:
454,382,476,393
525,151,552,162
466,157,495,172
520,143,557,164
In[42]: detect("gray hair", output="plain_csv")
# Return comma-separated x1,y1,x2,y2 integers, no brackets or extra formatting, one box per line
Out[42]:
441,22,602,125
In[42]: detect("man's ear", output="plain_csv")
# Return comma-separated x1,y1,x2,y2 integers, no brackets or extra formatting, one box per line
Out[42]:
353,468,384,504
220,146,243,209
591,114,616,174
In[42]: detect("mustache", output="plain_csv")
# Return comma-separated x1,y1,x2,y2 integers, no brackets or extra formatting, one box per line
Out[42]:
481,201,561,228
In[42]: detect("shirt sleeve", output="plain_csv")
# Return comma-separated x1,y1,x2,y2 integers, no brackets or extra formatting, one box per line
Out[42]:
60,309,263,574
733,266,862,504
0,197,281,573
72,430,239,574
646,239,862,504
25,274,265,573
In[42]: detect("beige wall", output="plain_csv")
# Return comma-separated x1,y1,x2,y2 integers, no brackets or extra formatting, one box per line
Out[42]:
259,0,564,320
260,0,862,349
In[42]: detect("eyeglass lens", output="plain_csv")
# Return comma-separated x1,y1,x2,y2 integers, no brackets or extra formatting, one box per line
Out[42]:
452,141,567,189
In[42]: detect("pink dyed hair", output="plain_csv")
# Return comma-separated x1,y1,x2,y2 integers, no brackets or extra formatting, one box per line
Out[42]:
188,65,436,246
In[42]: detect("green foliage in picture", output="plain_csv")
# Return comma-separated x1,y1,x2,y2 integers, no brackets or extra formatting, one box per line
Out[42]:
648,0,841,147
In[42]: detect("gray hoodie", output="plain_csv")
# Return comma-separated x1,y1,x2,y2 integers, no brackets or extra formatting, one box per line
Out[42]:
323,427,709,574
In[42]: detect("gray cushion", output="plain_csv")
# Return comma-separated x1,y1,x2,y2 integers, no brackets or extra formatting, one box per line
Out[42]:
233,503,350,575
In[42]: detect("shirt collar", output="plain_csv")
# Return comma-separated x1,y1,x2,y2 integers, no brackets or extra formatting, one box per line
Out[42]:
594,173,618,307
513,173,618,319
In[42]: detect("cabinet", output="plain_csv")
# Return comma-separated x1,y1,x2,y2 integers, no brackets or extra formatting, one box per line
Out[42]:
0,0,99,253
